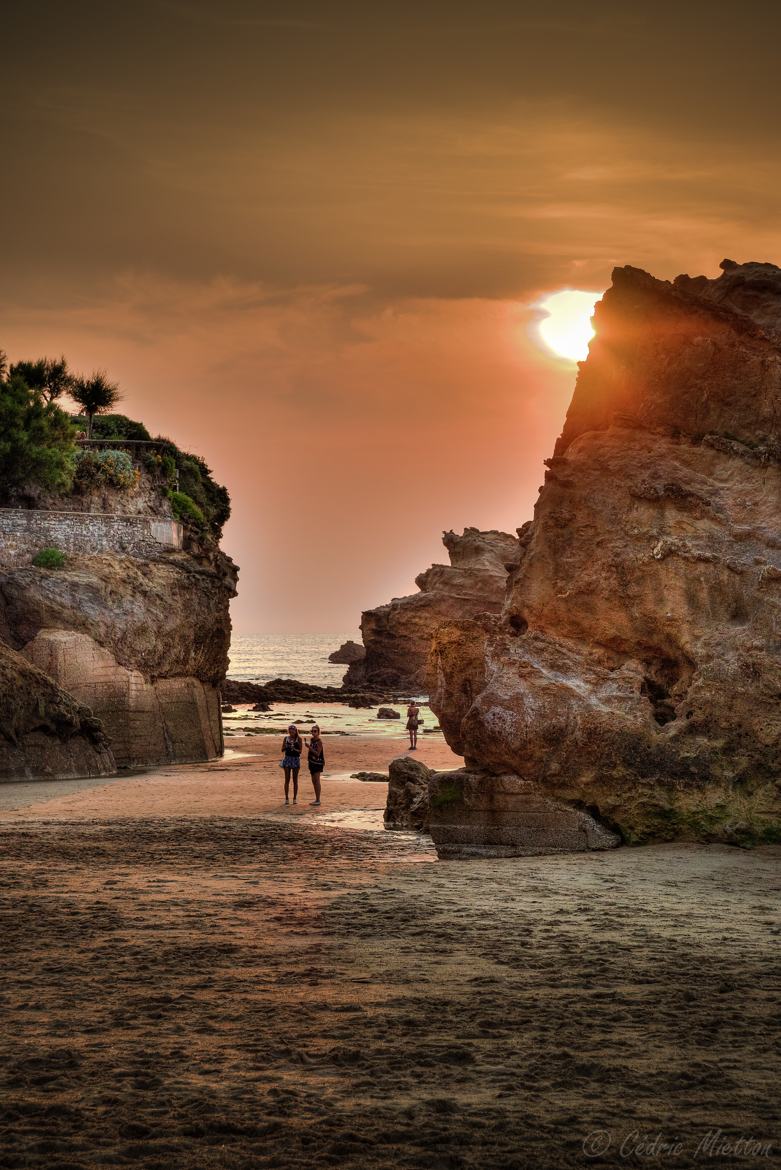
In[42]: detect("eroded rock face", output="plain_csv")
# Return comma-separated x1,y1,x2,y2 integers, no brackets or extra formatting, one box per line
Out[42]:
0,549,237,769
429,770,619,858
431,260,781,848
345,528,520,691
0,641,115,780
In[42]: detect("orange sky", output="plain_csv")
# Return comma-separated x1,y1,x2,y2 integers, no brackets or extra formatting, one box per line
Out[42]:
3,1,781,632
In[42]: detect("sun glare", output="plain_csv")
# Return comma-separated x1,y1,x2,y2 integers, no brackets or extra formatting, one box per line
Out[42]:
537,289,602,363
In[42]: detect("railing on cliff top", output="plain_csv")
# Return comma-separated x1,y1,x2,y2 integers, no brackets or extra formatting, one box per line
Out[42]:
75,438,171,451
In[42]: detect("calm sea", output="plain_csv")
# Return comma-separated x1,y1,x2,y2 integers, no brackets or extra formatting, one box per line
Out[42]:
227,633,356,688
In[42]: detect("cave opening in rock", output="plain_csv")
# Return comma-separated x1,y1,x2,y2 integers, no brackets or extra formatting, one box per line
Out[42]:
507,614,529,635
641,676,677,725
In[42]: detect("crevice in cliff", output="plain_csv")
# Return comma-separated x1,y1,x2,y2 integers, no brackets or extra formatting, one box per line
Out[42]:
640,652,694,727
570,800,626,843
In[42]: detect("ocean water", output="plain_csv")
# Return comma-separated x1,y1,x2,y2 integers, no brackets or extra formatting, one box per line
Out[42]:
227,633,356,688
224,632,440,740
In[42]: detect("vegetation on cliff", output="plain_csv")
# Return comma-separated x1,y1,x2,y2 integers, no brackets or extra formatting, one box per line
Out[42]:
0,352,230,538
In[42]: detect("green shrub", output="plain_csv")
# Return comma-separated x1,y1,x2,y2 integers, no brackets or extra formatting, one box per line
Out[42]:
33,547,66,569
150,440,230,538
168,489,206,528
83,413,151,441
161,453,177,486
176,452,231,535
74,448,136,490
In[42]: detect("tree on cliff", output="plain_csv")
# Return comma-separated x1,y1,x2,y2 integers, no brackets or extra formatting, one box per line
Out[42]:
70,371,121,438
10,356,72,403
0,373,76,501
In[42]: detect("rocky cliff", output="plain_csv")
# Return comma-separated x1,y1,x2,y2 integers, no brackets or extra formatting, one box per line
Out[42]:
345,528,520,691
430,260,781,850
0,458,237,775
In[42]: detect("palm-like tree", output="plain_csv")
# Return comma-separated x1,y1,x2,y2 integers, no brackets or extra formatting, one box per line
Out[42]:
11,356,72,402
70,371,121,438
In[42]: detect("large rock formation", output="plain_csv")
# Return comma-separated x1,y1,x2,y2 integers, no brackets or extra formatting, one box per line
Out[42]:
0,549,236,769
345,528,521,691
0,641,115,780
430,260,781,849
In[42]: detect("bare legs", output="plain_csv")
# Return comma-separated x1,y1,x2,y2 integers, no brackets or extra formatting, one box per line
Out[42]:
283,766,299,803
309,771,322,805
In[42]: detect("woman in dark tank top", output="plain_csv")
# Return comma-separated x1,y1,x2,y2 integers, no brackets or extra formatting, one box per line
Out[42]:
305,725,325,807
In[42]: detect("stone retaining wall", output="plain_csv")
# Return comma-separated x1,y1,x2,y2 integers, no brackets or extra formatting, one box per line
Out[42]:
0,508,183,565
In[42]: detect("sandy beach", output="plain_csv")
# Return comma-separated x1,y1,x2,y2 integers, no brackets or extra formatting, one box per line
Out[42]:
0,730,778,1169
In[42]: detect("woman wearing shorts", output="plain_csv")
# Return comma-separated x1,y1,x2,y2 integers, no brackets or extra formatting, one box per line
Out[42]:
280,724,303,804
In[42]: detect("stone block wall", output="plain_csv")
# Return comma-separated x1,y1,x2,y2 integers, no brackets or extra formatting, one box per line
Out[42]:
0,509,183,565
23,630,222,768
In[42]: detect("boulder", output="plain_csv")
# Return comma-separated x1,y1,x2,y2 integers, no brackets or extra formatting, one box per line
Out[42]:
344,528,520,692
430,260,781,850
377,707,401,719
328,639,366,665
351,771,389,783
384,756,432,831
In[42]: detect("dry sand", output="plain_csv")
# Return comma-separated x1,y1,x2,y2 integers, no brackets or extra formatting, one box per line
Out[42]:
0,733,778,1169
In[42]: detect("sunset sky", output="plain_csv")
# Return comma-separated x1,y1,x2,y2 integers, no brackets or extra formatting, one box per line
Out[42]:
3,0,781,633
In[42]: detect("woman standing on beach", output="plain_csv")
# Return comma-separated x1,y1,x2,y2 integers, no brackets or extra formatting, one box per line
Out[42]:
305,725,325,807
406,700,420,750
280,724,302,804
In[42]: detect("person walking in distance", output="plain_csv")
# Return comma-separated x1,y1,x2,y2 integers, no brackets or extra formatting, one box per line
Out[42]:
406,700,420,750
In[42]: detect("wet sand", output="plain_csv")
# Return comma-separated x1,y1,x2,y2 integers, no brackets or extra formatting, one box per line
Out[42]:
0,735,778,1169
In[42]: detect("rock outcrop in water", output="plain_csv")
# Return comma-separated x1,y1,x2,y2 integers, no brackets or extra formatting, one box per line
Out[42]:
430,260,781,850
345,528,521,692
327,640,365,666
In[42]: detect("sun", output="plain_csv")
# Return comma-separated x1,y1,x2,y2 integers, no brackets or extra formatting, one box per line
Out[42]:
536,289,602,363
